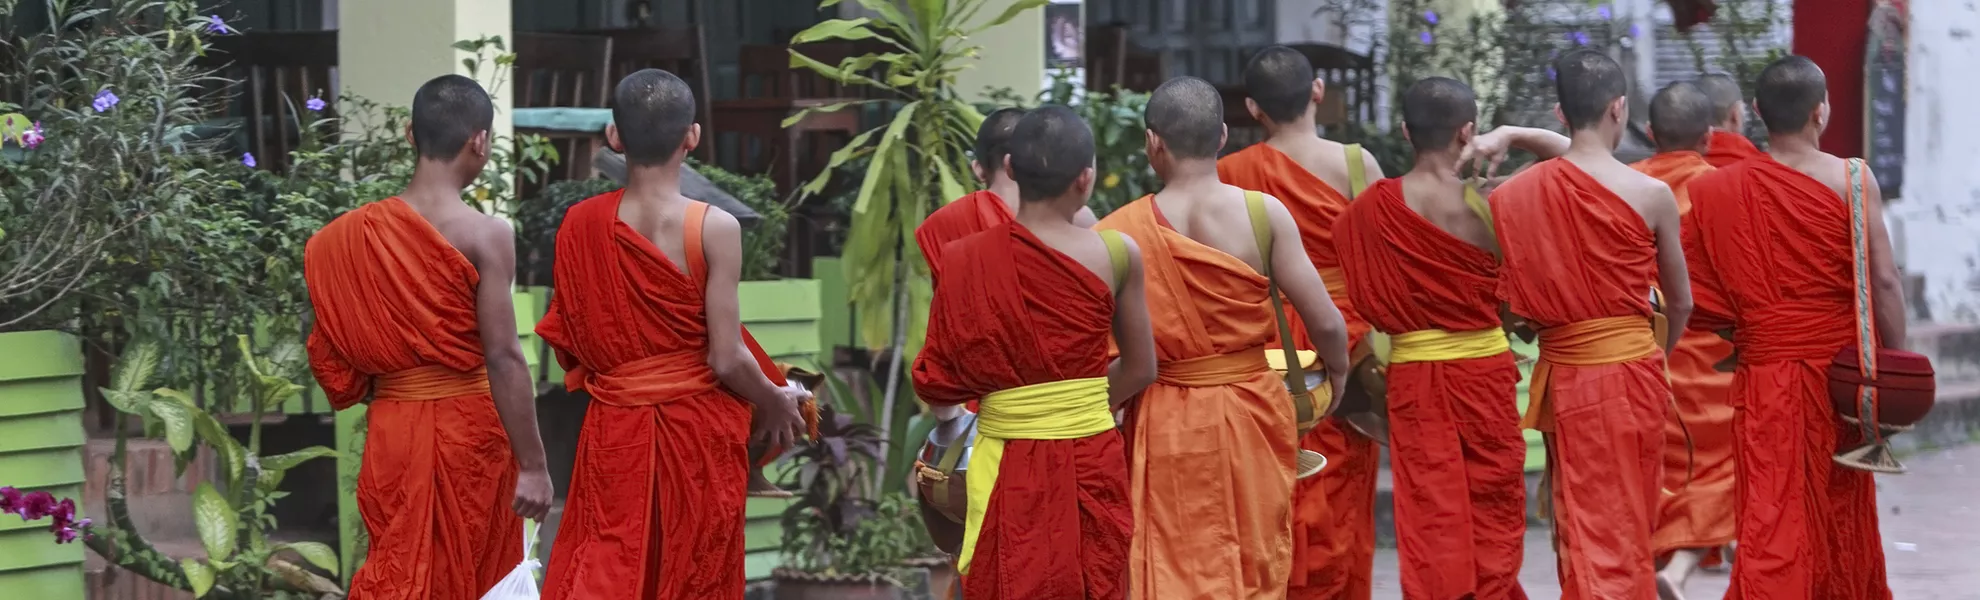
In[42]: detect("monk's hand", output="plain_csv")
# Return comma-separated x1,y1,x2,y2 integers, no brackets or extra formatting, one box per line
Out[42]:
752,385,811,450
1459,130,1515,179
1324,366,1348,418
512,467,553,521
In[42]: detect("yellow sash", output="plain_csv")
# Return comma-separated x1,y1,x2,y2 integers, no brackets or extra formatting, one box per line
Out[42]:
1521,316,1660,432
1387,328,1511,364
957,377,1114,574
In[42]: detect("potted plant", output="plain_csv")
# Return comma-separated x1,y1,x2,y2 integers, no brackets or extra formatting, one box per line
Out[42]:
772,403,939,599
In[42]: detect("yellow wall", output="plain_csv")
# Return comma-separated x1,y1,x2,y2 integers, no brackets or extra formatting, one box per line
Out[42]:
337,0,514,142
954,0,1054,103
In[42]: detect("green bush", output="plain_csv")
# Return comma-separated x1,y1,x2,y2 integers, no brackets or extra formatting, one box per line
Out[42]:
689,158,787,282
986,70,1156,218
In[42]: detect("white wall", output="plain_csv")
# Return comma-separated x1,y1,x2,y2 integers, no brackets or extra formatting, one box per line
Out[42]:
1895,1,1980,322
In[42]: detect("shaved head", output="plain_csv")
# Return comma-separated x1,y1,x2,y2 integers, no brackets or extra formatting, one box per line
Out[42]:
1242,45,1315,123
1754,55,1827,134
974,107,1026,179
1006,105,1095,202
410,74,494,160
1648,81,1714,152
1695,73,1744,126
1553,49,1628,131
1401,77,1477,152
612,68,697,166
1146,76,1226,159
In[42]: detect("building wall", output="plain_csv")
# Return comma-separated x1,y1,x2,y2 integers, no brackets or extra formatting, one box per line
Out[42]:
1895,1,1980,322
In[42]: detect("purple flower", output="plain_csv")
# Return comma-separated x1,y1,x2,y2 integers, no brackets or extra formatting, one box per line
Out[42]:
1597,4,1612,20
0,487,22,517
205,15,232,35
1630,23,1643,38
1424,10,1439,25
19,491,55,520
242,153,257,168
1419,31,1434,44
1571,31,1590,46
54,525,79,544
92,89,118,113
1548,66,1558,80
21,122,43,149
305,96,326,112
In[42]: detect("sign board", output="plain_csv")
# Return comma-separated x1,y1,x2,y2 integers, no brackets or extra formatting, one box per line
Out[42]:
1863,0,1906,198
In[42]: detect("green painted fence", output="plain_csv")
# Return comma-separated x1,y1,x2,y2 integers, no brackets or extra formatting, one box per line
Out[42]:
0,331,86,599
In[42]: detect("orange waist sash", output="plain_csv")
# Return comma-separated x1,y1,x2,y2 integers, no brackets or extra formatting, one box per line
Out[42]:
1522,316,1660,432
374,364,490,401
1157,346,1270,387
575,349,723,407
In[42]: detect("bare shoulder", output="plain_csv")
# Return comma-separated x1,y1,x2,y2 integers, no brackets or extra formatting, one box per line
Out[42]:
1356,146,1388,179
452,211,516,266
700,203,742,236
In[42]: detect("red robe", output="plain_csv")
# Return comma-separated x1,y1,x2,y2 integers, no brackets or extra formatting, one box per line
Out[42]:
304,198,523,600
917,190,1013,284
1335,179,1527,600
1630,152,1739,563
1705,131,1764,168
535,193,764,598
1218,143,1377,599
1098,199,1296,599
910,222,1132,600
1690,157,1891,600
1491,160,1670,600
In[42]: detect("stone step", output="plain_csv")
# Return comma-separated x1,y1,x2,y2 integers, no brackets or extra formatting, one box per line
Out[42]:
1910,321,1980,384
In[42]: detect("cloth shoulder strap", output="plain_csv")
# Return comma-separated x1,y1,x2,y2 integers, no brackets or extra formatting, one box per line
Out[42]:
1245,191,1316,426
683,201,710,286
1844,157,1885,446
1345,144,1369,198
1099,229,1128,290
1463,183,1501,257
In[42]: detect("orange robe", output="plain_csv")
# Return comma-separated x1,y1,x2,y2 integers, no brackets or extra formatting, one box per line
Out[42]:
1219,143,1376,599
304,198,523,600
535,193,765,598
1097,199,1296,600
917,190,1013,284
1689,158,1891,599
1335,179,1527,600
910,222,1132,600
1630,152,1738,563
1705,130,1764,168
1490,160,1669,600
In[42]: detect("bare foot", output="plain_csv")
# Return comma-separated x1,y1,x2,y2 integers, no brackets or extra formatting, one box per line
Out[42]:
747,468,792,498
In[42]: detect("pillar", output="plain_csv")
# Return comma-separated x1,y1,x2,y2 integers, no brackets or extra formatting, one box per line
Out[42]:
1793,0,1868,158
954,0,1056,103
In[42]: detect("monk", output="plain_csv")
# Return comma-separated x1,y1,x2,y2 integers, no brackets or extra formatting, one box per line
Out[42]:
1216,45,1387,599
911,105,1157,599
535,69,812,599
1696,73,1765,167
1628,82,1740,600
1490,50,1693,600
1334,76,1534,600
1098,76,1349,600
918,107,1098,284
1688,55,1903,600
304,74,552,600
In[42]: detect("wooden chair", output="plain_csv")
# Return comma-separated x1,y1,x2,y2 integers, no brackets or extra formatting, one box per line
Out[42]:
513,32,614,188
200,31,340,171
723,43,867,195
567,26,716,162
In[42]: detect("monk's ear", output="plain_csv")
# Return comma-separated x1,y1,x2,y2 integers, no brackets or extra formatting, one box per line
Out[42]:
605,123,624,153
1074,166,1096,197
403,122,416,149
1644,125,1656,145
470,130,491,159
1217,123,1229,154
1400,122,1414,147
1608,95,1628,125
970,159,987,184
1457,121,1477,147
1814,96,1831,133
1002,154,1016,179
1144,129,1163,160
1243,98,1266,125
681,123,702,157
1552,103,1567,129
1310,78,1326,107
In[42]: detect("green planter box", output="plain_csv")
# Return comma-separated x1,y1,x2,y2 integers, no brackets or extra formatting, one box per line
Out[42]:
738,278,822,580
0,331,86,599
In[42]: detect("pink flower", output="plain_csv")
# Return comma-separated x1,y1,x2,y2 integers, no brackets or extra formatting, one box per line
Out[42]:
20,122,43,149
19,491,56,520
54,526,79,544
0,487,22,517
50,498,76,528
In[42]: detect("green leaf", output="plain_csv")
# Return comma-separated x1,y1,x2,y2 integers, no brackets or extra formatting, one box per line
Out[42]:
932,159,966,205
235,335,265,378
781,99,876,128
852,102,920,214
0,113,29,145
255,373,305,411
980,0,1050,31
180,559,215,598
910,0,948,36
791,18,878,44
195,411,245,490
855,0,920,40
193,482,238,561
262,446,339,473
101,389,150,414
111,340,163,394
787,49,888,88
277,541,341,576
146,398,196,454
801,130,880,198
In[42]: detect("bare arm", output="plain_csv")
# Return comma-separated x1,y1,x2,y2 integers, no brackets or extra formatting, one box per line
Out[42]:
702,209,807,446
466,217,551,520
1862,170,1908,350
1461,126,1571,178
1265,195,1351,405
1646,185,1694,352
1073,205,1100,228
1107,235,1157,408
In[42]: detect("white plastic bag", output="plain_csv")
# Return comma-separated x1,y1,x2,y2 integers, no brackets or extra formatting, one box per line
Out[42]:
479,520,542,600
